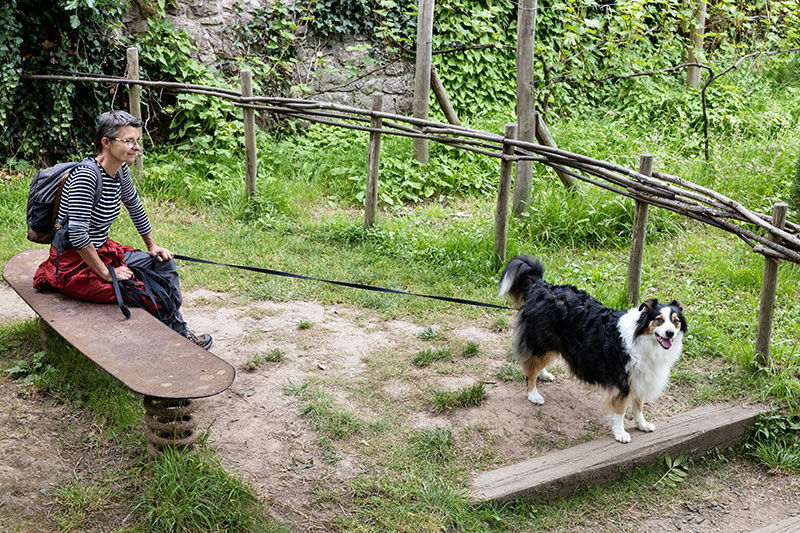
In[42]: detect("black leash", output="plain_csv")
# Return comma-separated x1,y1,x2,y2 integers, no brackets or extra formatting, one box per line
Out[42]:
107,267,131,318
172,254,515,311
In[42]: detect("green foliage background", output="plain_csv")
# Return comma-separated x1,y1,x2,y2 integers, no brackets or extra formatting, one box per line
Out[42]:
0,0,130,163
2,0,800,161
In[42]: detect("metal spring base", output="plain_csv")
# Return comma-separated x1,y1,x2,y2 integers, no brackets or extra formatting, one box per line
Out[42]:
143,396,199,458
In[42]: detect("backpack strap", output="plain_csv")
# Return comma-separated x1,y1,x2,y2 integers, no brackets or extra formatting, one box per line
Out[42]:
107,267,131,319
79,156,105,207
50,171,73,227
53,157,105,227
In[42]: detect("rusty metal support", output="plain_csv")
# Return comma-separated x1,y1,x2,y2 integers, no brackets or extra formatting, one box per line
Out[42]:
143,396,200,457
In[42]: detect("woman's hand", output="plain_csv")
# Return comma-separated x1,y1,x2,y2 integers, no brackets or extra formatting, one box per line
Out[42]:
148,245,174,262
102,265,134,282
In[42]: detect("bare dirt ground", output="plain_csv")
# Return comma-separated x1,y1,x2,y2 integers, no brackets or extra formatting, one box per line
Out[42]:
1,282,798,532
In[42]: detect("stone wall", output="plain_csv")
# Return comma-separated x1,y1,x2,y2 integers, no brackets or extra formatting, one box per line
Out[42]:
122,0,414,114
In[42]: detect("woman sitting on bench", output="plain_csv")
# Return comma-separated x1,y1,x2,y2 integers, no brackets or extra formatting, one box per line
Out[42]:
33,110,213,349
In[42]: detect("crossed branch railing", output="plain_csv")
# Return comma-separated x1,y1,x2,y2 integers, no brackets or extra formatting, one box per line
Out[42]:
22,72,800,265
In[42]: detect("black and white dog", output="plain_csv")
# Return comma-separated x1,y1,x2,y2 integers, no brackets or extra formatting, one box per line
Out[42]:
499,255,687,443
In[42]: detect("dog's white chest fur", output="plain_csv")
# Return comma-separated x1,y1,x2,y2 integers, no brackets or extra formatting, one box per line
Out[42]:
617,307,683,402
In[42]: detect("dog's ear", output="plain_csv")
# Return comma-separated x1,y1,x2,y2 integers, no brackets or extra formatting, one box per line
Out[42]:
639,298,657,312
669,299,682,311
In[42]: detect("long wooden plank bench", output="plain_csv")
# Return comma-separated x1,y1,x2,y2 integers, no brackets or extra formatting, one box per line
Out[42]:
3,248,236,456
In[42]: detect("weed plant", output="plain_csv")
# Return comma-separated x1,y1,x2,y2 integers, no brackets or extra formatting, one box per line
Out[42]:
242,348,284,370
291,384,365,440
745,412,800,474
461,340,481,357
419,325,443,341
496,361,525,382
411,427,455,464
431,382,487,413
412,347,454,368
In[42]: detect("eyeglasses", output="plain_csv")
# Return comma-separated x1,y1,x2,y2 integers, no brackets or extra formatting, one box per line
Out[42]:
110,137,143,148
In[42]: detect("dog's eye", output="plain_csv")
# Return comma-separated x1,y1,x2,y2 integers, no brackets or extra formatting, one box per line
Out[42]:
655,317,664,325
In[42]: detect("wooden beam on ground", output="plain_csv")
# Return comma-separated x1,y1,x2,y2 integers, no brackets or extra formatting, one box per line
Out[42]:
751,516,800,533
469,404,764,502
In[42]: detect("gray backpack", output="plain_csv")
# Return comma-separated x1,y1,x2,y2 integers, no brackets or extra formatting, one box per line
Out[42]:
25,157,103,244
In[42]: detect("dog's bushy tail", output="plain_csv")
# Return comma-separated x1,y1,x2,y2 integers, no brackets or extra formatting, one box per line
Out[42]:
498,255,544,306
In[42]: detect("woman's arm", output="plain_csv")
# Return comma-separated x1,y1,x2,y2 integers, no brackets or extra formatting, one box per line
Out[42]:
76,243,134,282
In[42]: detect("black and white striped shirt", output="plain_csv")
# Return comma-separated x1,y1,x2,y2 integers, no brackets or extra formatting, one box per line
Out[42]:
57,157,152,250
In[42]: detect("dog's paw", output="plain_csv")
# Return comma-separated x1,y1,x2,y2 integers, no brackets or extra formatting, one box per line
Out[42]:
527,390,545,405
538,369,555,382
614,430,631,443
637,421,655,432
634,412,655,432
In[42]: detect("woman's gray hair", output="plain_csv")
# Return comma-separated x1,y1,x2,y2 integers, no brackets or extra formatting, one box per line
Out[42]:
95,110,143,150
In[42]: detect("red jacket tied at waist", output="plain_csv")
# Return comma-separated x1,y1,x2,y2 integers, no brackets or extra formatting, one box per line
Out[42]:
34,238,137,305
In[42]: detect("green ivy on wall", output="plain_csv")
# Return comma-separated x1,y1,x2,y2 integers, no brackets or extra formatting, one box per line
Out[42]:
0,0,130,162
432,0,517,116
297,0,417,45
129,14,243,148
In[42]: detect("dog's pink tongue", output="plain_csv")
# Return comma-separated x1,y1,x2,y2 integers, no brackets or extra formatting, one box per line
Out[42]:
657,335,672,349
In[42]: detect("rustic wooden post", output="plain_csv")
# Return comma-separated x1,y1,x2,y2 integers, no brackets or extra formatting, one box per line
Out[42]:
494,124,517,270
755,203,788,366
512,0,537,215
365,94,383,229
430,64,461,126
534,111,575,188
626,154,654,306
241,69,257,198
413,0,435,164
126,47,143,176
686,0,707,89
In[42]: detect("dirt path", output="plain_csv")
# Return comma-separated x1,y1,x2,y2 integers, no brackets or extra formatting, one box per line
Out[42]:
1,283,798,531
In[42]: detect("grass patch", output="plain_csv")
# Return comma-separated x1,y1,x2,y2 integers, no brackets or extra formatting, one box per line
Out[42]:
410,427,455,464
461,340,481,358
286,380,365,442
242,348,284,371
412,347,454,367
745,412,800,474
0,321,145,444
54,482,117,530
496,361,525,382
141,440,285,532
431,382,487,413
419,326,444,341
